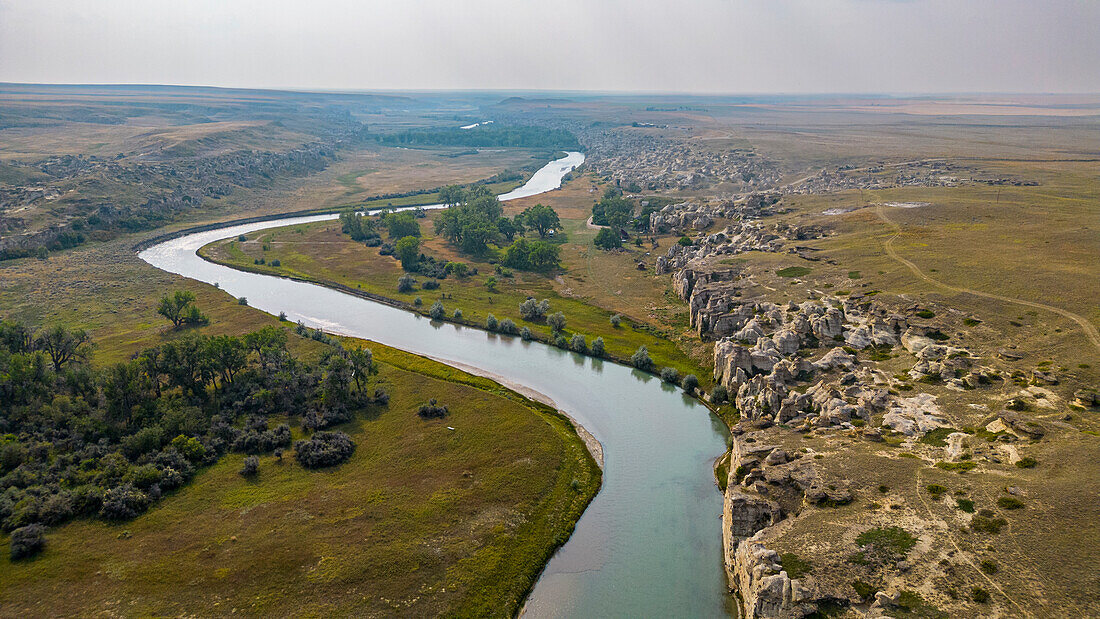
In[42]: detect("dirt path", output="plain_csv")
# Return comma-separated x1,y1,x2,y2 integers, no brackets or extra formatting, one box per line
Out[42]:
875,205,1100,353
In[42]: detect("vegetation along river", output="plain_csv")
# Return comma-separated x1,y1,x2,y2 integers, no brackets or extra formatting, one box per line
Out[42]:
139,152,733,617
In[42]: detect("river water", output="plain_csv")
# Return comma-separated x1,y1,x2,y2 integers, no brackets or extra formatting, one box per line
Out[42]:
139,152,732,617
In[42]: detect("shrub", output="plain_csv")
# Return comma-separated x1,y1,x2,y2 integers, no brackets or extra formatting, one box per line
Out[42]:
452,309,463,320
631,346,655,371
1015,456,1038,468
429,300,445,320
397,273,416,293
554,334,569,348
520,326,532,340
9,523,45,560
237,297,248,306
610,314,622,327
238,234,247,242
499,318,518,335
413,296,423,306
417,398,449,419
779,553,812,579
926,483,947,499
677,235,693,246
519,297,548,320
486,314,499,331
980,559,998,574
485,276,497,291
422,279,440,290
547,312,566,332
956,498,975,513
570,334,587,353
851,580,876,601
278,311,287,321
591,336,605,357
100,484,151,520
294,431,355,469
682,374,699,392
855,526,916,564
997,496,1024,509
661,367,680,384
711,384,728,403
915,309,936,319
240,455,259,477
269,259,281,267
971,510,1007,533
972,587,991,604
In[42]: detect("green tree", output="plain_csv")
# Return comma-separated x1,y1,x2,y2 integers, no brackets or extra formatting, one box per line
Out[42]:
395,236,420,270
157,291,208,329
385,211,420,239
35,325,90,371
594,227,622,250
521,204,561,238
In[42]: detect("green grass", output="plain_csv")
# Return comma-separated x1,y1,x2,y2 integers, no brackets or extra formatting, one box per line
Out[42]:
775,266,812,278
918,427,957,447
935,461,977,473
855,526,917,563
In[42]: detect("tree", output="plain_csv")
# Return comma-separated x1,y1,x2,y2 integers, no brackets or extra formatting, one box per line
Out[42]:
661,367,680,384
206,335,247,387
521,204,561,238
570,334,587,353
631,345,654,371
594,227,622,250
35,325,89,371
240,455,259,477
294,431,355,468
157,290,208,329
346,346,374,393
429,300,445,320
591,336,605,357
682,374,699,393
398,273,416,293
384,211,420,239
547,312,566,333
486,314,499,331
395,236,420,270
439,184,465,207
610,314,622,327
485,276,497,291
519,297,549,320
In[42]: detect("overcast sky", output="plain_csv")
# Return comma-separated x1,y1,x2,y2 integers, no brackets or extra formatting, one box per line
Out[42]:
2,0,1098,93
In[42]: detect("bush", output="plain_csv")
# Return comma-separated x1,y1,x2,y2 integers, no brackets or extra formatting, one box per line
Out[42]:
9,523,45,560
397,273,416,293
682,374,699,392
486,314,498,331
610,314,622,327
100,484,151,520
429,300,445,320
417,398,449,419
1015,456,1038,468
294,431,355,468
452,309,463,320
956,498,975,513
971,510,1007,533
591,336,605,357
237,297,248,306
980,559,998,574
997,496,1024,510
240,455,259,477
422,279,440,290
972,587,990,604
413,296,423,306
854,526,916,564
269,259,281,267
499,318,518,335
519,298,550,321
570,334,587,353
631,346,655,371
661,367,680,384
520,326,533,340
711,384,728,403
677,235,693,246
547,312,566,332
485,276,497,291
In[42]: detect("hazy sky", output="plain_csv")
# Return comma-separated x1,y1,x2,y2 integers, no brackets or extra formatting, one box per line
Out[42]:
2,0,1098,93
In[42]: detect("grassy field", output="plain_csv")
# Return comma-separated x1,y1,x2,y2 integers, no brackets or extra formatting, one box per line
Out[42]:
0,338,599,616
199,175,718,393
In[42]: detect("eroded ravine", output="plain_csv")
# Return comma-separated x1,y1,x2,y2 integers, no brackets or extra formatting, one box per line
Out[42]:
139,152,733,617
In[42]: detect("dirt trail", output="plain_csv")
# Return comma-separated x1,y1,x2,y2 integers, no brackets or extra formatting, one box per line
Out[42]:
875,205,1100,353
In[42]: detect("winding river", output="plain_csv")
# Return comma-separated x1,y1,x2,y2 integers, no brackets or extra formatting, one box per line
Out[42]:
140,152,732,617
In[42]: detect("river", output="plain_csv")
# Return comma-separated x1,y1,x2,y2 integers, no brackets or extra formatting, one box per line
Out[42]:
139,152,733,617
